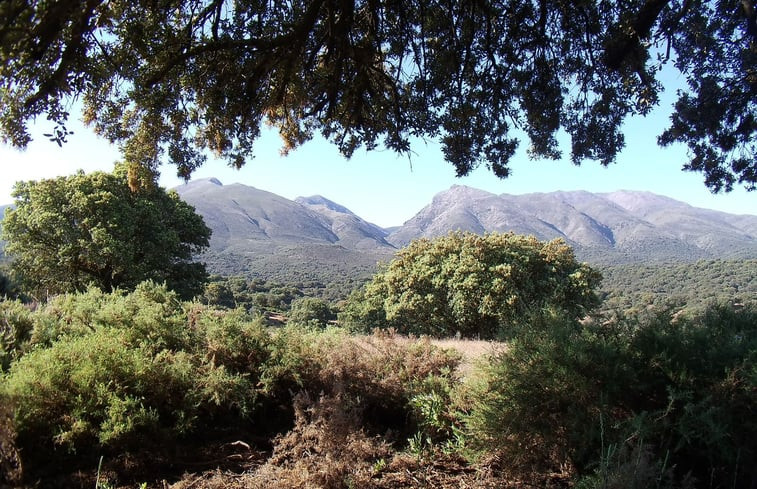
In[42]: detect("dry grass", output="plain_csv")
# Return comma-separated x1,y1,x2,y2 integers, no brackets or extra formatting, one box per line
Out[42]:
428,338,505,377
377,334,505,378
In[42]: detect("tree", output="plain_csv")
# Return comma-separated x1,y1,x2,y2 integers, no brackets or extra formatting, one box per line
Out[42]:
341,232,602,339
288,297,335,327
0,1,754,191
0,165,211,299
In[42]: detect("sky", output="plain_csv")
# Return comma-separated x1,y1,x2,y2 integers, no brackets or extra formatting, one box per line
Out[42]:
1,93,755,228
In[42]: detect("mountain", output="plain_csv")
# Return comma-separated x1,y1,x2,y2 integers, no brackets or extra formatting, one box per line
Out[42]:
173,178,394,287
172,180,756,286
386,186,757,264
174,178,394,252
295,195,391,250
2,181,755,288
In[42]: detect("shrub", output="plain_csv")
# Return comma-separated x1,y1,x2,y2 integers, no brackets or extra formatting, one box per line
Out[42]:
287,297,335,327
341,232,601,339
466,303,757,487
259,326,462,442
29,281,192,351
0,284,266,465
0,300,33,372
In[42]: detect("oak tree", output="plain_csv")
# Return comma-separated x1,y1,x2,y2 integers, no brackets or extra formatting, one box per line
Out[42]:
341,232,602,338
1,165,211,299
0,0,754,191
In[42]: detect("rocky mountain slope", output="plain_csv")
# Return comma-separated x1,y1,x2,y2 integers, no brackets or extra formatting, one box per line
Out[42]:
388,186,757,264
174,178,393,253
172,178,395,286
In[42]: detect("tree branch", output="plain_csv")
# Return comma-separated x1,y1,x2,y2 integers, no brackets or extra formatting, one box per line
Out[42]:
604,0,671,71
144,0,325,88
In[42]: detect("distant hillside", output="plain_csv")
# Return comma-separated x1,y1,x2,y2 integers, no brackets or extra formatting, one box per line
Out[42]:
3,181,755,295
387,186,757,264
170,180,757,291
174,178,394,252
599,259,757,312
173,179,395,290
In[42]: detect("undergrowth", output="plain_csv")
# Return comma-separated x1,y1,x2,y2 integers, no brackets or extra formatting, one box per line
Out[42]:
1,282,754,489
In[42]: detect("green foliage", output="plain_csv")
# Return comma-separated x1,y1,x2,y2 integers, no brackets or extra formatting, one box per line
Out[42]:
1,166,210,300
287,297,335,327
1,1,754,191
600,259,757,313
0,280,465,481
0,283,264,461
0,268,22,301
202,275,309,313
201,281,237,309
28,282,191,351
0,300,33,372
466,303,757,487
342,232,602,339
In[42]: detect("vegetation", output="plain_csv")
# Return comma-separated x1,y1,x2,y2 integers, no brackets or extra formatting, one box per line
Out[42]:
466,304,757,488
201,275,305,313
287,297,336,327
1,229,755,488
0,282,462,484
341,232,602,339
599,259,757,313
2,283,753,488
1,1,755,191
1,165,210,299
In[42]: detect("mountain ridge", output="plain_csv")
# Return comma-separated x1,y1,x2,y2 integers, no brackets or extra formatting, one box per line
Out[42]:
2,181,755,284
169,180,757,283
386,185,757,263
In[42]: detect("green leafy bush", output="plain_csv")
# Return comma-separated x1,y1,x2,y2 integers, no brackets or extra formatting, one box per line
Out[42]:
0,300,33,372
287,297,335,327
29,282,192,350
341,232,601,339
0,283,266,465
466,303,757,487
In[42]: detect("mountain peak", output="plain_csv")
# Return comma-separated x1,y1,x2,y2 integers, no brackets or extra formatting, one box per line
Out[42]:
295,195,353,215
175,177,223,190
434,185,495,203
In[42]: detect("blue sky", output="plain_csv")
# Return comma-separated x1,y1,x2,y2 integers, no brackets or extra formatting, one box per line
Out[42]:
1,94,754,228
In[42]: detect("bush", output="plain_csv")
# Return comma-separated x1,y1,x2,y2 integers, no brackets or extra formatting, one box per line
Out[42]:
341,232,601,339
259,325,462,442
1,327,252,455
287,297,335,327
466,303,757,487
29,281,192,351
0,300,33,372
0,283,269,466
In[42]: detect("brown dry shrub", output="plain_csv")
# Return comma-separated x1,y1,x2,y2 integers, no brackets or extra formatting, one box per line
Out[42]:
311,329,461,404
261,327,462,439
170,394,517,489
239,393,391,489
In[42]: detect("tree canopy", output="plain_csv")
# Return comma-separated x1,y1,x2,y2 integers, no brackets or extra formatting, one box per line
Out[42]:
0,1,754,191
0,166,211,299
341,232,602,338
